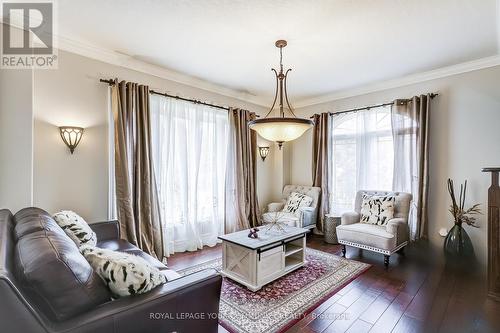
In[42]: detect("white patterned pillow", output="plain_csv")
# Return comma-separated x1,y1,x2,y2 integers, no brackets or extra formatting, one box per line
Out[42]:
53,210,97,247
80,246,178,297
360,195,395,225
284,192,313,216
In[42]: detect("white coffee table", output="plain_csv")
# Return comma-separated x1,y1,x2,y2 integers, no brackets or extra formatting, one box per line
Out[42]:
218,225,309,291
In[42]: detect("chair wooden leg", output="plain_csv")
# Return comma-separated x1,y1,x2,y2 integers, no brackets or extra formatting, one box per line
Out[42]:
384,255,390,267
341,245,346,257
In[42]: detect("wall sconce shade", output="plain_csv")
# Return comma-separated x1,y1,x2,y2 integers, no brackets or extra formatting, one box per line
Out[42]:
258,146,270,161
59,126,84,154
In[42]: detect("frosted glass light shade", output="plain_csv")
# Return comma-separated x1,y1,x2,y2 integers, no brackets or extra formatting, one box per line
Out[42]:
59,126,84,154
248,118,313,144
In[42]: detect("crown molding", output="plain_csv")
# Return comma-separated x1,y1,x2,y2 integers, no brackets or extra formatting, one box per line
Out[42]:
53,36,500,109
294,54,500,108
56,36,270,107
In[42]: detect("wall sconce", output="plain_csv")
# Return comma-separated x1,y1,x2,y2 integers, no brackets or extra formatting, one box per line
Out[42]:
59,126,84,154
258,146,270,161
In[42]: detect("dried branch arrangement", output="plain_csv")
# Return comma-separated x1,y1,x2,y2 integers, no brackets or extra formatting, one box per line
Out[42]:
447,178,481,228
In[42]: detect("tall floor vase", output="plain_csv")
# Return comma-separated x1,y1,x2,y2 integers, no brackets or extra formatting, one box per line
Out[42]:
443,224,474,258
483,167,500,302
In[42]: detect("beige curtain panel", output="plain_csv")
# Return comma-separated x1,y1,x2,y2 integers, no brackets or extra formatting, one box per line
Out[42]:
225,108,261,232
312,113,332,232
392,94,431,240
111,80,164,259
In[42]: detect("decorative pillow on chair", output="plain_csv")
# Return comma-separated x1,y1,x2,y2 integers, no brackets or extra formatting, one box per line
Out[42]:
53,210,97,247
81,246,177,297
284,192,313,216
360,194,395,225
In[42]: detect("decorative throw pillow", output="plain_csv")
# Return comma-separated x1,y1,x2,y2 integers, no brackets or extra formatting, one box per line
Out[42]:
284,192,313,216
53,210,97,247
360,194,395,225
80,246,176,297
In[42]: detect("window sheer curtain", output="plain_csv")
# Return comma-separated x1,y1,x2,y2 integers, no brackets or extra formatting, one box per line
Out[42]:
150,95,228,255
330,106,394,215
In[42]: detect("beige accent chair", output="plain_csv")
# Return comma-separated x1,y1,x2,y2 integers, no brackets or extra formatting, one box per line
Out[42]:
263,185,321,229
337,190,412,267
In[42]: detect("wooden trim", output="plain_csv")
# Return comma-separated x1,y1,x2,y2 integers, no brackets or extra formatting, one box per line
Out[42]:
483,168,500,301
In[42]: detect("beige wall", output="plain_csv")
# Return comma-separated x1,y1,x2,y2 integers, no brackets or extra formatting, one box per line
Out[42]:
0,67,34,212
290,66,500,266
255,136,278,206
0,24,34,213
31,50,271,221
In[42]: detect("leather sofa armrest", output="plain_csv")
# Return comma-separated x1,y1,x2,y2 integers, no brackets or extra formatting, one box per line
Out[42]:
386,218,409,245
341,211,360,225
89,220,120,241
267,202,285,213
54,269,222,333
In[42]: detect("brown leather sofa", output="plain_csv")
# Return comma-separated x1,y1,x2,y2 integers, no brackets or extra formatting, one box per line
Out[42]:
0,207,222,333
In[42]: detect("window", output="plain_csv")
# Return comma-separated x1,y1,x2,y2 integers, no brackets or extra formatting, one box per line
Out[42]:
330,105,394,214
150,95,228,254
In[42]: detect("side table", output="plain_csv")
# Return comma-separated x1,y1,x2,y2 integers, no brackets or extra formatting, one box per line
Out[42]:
324,214,341,244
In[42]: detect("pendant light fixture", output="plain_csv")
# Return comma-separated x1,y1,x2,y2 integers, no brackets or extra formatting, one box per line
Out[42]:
249,40,313,149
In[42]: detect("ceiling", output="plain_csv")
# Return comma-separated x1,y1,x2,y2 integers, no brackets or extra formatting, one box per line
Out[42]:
56,0,500,106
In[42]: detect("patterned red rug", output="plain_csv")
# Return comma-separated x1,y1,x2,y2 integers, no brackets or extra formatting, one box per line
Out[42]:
179,248,370,333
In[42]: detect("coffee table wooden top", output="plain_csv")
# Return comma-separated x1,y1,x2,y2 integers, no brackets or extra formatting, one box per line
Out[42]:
218,225,309,250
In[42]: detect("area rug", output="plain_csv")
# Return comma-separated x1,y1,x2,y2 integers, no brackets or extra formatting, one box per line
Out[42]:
179,248,370,333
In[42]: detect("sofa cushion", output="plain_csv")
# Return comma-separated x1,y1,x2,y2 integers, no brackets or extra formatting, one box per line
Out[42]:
283,192,313,216
53,210,97,247
124,249,167,270
354,191,412,220
360,195,395,225
13,208,111,321
96,239,165,269
81,246,169,297
337,223,396,251
14,207,63,240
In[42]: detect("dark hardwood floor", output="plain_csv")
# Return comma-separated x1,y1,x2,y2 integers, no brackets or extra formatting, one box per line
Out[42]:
168,235,500,333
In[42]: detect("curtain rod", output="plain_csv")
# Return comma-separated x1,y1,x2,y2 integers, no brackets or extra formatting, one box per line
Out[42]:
149,90,230,111
309,93,438,118
99,78,230,111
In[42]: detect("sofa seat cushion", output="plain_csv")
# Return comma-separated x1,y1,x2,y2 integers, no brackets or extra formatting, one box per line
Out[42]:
14,209,112,321
337,223,396,251
123,250,167,270
97,239,139,252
